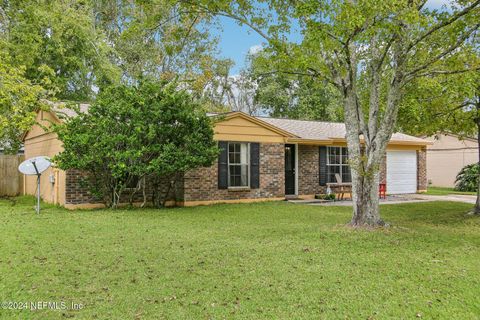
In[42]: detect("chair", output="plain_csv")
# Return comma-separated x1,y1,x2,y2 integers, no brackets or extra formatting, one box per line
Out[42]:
335,173,342,183
327,174,352,200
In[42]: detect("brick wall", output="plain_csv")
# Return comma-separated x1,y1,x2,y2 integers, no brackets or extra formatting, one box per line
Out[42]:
379,153,387,184
65,169,183,205
297,145,325,196
417,147,427,191
64,144,426,205
65,169,103,205
183,143,285,202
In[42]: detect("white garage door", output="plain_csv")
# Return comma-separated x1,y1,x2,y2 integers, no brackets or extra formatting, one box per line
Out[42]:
387,151,417,194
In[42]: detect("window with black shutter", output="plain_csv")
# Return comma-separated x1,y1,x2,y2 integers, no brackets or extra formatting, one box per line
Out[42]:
218,141,228,189
228,142,250,187
326,147,351,183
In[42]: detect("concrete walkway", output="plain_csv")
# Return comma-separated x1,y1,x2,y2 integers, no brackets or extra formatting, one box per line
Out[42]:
404,193,477,204
290,194,477,206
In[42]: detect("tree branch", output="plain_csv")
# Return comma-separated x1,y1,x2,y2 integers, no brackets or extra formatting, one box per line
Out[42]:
407,0,480,52
413,65,480,78
406,23,480,79
432,101,476,117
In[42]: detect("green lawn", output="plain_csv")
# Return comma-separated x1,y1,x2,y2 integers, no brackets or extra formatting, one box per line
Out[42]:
0,197,479,319
425,186,476,196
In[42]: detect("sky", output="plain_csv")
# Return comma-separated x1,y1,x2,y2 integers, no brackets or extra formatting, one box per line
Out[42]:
213,0,451,75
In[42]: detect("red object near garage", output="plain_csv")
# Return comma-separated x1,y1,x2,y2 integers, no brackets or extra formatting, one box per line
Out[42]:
379,183,386,199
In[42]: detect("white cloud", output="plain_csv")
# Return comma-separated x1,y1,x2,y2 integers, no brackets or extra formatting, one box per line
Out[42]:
248,44,263,55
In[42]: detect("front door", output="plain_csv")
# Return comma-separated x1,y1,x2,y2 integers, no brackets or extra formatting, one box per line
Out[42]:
285,144,296,195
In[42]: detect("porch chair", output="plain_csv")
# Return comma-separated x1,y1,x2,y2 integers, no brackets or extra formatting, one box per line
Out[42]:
328,173,352,201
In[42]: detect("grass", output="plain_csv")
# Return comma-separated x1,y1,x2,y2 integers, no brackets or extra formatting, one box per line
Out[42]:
0,197,479,319
425,186,476,196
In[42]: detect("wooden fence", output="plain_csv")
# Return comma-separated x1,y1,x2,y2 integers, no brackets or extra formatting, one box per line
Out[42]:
0,155,24,196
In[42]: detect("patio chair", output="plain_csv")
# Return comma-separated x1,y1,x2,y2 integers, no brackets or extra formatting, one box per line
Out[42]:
327,174,352,200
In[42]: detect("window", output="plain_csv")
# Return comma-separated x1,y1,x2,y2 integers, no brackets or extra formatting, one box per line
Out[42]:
228,142,249,187
327,147,351,183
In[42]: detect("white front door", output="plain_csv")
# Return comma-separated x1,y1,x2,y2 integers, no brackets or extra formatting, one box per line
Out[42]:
387,151,417,194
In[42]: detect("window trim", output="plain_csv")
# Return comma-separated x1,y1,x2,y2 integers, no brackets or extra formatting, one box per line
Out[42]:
326,146,351,183
227,142,250,188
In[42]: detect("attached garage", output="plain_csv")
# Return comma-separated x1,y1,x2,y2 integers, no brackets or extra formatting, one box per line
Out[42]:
387,150,417,194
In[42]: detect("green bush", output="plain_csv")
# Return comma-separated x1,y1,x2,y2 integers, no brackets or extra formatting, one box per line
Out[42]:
54,80,218,208
315,193,336,201
454,163,479,192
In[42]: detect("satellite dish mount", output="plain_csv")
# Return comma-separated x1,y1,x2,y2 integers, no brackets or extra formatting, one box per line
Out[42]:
18,156,52,214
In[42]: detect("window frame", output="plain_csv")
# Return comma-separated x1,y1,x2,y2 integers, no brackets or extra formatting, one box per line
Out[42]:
326,146,351,183
227,142,250,188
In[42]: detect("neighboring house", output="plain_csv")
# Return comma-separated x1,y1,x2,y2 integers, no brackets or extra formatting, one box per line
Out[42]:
23,107,430,209
424,133,478,187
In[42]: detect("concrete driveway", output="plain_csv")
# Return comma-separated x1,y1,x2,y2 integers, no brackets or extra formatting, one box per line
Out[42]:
290,194,477,206
403,193,477,204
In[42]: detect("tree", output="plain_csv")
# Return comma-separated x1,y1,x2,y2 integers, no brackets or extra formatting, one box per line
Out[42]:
248,51,343,120
186,0,480,226
91,0,234,100
1,0,119,101
0,48,45,153
54,81,218,208
0,0,232,149
396,61,480,214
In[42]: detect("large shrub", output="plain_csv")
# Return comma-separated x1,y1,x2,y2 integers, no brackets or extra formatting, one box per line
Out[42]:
454,163,479,192
54,80,218,208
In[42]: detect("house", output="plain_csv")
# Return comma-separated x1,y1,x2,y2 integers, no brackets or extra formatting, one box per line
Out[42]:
424,133,478,187
23,107,430,209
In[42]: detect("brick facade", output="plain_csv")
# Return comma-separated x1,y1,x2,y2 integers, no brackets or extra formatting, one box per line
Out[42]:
66,169,103,205
379,154,387,184
64,143,427,206
65,169,183,205
183,143,285,202
417,147,427,191
297,145,325,196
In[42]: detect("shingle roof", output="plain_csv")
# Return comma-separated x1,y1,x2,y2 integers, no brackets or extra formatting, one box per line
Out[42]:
256,116,428,144
47,106,427,144
51,103,90,119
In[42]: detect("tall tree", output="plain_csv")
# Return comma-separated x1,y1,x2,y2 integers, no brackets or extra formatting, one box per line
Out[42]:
235,51,344,119
250,51,343,120
0,0,231,149
92,0,233,99
1,0,118,101
0,47,45,152
397,68,480,214
186,0,480,226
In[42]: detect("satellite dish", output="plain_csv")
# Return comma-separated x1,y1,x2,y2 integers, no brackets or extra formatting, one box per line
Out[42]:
18,156,52,214
18,156,51,175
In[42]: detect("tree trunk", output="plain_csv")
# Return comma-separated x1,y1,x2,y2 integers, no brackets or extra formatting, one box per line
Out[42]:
343,90,387,227
349,153,386,227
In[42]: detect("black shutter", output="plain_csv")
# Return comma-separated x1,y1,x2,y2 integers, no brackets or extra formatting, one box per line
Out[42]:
218,141,228,189
319,146,327,186
250,143,260,189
